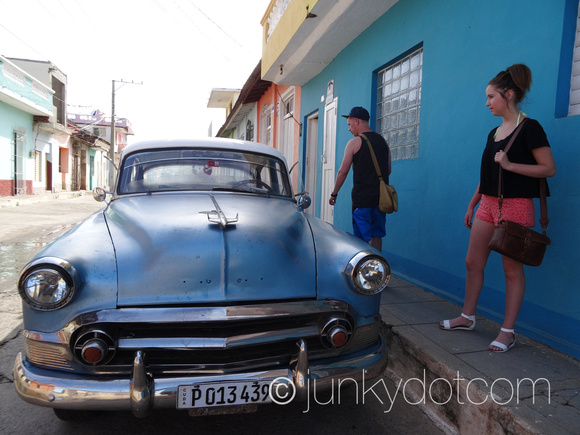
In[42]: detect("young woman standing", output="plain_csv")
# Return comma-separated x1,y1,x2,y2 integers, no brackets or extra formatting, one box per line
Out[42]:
440,64,556,352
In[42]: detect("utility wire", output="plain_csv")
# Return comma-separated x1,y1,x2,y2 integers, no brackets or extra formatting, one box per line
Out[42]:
187,0,244,50
0,23,49,61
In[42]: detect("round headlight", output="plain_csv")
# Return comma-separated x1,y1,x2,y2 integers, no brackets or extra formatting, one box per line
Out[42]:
346,253,391,295
19,264,76,310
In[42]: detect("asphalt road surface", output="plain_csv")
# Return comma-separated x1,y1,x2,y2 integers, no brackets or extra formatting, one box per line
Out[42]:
0,195,443,434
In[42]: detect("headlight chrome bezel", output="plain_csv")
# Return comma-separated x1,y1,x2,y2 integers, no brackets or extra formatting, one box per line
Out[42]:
18,257,78,311
345,252,391,295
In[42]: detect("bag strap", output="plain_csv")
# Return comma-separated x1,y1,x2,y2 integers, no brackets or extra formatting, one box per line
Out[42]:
359,133,383,181
496,119,549,232
538,178,549,233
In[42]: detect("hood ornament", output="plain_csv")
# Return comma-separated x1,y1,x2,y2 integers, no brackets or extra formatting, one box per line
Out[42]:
200,194,238,230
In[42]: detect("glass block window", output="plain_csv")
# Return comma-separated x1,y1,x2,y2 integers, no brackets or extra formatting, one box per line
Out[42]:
376,48,423,160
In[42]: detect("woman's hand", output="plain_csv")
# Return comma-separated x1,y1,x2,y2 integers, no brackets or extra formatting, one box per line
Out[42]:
464,208,474,229
494,150,511,169
465,187,481,229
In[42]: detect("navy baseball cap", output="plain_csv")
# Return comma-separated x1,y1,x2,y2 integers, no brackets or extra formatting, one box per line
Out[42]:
342,106,370,121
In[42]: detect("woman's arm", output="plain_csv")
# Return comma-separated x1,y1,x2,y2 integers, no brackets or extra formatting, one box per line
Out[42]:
495,146,556,178
465,183,482,229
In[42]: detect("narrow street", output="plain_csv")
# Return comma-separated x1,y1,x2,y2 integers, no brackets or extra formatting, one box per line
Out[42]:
0,195,442,434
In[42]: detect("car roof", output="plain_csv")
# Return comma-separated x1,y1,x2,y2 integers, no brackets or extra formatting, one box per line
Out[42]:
120,138,288,167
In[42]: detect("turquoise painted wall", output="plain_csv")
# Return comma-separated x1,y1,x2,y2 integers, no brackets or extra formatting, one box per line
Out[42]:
0,102,33,180
0,60,53,113
300,0,580,358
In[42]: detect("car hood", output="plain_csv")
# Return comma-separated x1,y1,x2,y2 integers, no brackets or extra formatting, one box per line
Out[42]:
104,193,316,306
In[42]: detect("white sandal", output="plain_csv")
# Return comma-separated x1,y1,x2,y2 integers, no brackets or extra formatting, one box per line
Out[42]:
440,313,476,331
489,327,516,352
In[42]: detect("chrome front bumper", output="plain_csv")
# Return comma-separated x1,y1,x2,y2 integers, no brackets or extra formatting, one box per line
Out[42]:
14,337,388,417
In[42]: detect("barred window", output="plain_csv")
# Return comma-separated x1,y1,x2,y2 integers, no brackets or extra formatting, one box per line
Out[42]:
246,120,254,141
376,48,423,160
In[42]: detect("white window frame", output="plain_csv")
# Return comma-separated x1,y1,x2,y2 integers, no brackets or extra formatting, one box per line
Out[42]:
260,104,273,146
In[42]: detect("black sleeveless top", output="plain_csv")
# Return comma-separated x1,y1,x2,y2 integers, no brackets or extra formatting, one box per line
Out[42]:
352,131,390,209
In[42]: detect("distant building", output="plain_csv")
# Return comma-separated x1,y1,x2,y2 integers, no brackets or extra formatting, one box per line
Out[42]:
0,56,57,195
68,109,134,167
0,55,133,196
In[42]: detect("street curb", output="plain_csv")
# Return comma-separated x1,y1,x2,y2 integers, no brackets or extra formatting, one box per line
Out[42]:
0,191,89,208
383,323,545,434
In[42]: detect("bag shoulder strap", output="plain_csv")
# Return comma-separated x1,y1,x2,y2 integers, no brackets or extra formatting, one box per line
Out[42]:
359,133,383,181
497,119,549,232
501,118,527,155
539,178,549,232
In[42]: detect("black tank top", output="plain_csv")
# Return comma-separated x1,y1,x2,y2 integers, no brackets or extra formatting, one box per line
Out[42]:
352,131,390,209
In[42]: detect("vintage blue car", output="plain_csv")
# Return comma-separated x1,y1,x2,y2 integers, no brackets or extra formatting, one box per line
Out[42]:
14,138,390,419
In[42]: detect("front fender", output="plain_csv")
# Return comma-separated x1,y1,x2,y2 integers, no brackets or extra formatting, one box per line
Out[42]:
305,216,385,317
20,211,118,332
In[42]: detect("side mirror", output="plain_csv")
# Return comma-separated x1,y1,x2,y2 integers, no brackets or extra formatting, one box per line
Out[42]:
93,187,108,203
295,192,311,210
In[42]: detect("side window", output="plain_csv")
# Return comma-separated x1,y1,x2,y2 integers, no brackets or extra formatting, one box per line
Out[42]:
376,47,423,160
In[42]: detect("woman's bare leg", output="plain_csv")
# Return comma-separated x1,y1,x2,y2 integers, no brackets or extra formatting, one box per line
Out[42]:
444,218,495,328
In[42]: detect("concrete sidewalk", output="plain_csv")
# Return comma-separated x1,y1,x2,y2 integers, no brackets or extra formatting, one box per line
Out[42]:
381,277,580,434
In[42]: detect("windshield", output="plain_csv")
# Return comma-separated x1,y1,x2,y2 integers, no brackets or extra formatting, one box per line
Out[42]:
118,148,292,197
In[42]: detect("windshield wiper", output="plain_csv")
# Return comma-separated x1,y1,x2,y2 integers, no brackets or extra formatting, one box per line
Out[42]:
211,186,270,197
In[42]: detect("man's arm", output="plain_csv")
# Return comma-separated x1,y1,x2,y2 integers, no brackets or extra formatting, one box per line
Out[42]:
329,137,361,205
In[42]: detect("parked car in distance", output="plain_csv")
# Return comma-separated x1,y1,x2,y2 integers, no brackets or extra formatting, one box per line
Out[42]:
14,138,390,419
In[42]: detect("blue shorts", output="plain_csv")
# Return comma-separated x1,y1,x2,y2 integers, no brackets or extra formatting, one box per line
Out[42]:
352,206,386,242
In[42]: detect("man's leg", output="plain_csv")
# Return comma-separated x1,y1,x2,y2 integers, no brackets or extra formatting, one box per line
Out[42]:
352,208,372,242
369,207,386,252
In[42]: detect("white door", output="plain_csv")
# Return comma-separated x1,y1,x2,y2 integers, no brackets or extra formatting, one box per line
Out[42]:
305,113,318,215
321,97,337,224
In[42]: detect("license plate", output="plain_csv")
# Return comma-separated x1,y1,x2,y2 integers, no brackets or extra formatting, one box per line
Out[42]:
177,381,272,409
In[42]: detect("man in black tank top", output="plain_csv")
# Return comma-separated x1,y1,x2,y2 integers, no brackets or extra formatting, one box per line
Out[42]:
329,107,391,251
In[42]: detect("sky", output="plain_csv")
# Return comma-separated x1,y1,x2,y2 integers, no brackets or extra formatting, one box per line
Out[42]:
0,0,271,143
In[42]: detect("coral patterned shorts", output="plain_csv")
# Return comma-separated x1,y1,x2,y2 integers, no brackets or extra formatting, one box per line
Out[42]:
475,194,535,227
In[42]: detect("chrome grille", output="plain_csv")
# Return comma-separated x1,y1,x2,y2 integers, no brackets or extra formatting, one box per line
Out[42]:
26,340,73,370
24,301,382,375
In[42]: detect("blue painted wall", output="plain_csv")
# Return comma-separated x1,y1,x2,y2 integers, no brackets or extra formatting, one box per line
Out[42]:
300,0,580,358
